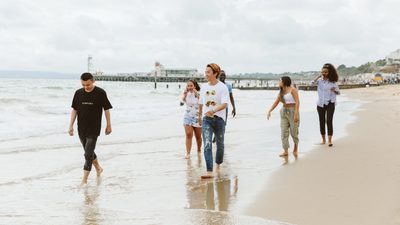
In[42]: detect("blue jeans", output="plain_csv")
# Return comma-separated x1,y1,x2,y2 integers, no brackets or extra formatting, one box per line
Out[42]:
202,116,225,172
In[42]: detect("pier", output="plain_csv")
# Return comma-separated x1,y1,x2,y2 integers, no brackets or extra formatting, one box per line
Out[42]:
94,74,276,86
237,83,379,91
93,74,377,91
94,75,207,83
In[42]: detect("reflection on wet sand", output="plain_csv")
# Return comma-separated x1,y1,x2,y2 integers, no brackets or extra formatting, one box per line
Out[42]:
205,176,238,211
82,178,102,225
176,210,293,225
185,154,238,212
181,161,291,225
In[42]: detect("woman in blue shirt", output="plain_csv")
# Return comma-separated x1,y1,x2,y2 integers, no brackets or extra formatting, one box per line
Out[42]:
311,63,340,147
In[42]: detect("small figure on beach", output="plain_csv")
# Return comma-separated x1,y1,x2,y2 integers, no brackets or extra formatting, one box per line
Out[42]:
311,63,340,147
267,76,300,157
199,63,230,179
211,70,236,143
181,79,202,158
68,72,113,186
219,70,236,119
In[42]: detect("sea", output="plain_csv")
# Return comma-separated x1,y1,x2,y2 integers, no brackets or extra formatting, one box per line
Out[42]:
0,78,361,225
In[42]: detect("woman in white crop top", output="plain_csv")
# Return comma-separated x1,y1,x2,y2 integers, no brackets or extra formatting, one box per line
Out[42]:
181,79,202,158
267,76,300,157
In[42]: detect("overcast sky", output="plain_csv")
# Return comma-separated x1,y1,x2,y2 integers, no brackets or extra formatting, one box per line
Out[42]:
0,0,399,74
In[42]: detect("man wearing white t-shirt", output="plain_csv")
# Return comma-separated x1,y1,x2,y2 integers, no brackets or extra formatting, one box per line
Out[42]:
198,63,229,179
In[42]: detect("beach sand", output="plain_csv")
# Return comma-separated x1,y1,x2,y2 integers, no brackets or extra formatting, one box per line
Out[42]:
247,84,400,225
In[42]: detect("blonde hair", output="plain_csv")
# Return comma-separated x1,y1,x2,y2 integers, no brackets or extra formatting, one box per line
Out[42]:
207,63,221,78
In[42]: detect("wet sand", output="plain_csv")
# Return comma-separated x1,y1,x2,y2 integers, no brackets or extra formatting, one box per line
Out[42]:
247,84,400,225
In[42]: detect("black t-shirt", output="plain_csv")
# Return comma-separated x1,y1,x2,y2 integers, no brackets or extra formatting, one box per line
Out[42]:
71,86,112,137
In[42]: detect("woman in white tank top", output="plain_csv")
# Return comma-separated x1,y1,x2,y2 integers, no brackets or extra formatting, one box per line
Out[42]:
267,76,300,157
181,80,202,159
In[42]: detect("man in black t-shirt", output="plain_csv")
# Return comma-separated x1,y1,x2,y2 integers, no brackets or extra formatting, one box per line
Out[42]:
68,72,113,186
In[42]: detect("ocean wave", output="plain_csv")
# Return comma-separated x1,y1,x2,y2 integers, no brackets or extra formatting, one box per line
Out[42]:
0,134,182,155
42,86,64,90
149,90,181,96
0,150,124,187
25,105,68,115
0,98,32,104
46,94,62,98
0,130,68,143
0,163,81,187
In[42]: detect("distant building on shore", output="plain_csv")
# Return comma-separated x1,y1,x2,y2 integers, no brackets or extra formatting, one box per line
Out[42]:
386,49,400,65
152,61,201,78
381,49,400,73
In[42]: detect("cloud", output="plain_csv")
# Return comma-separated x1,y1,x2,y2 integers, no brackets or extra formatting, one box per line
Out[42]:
0,0,399,74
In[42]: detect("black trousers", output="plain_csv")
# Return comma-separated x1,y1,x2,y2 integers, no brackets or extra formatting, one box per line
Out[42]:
79,136,98,171
317,102,335,136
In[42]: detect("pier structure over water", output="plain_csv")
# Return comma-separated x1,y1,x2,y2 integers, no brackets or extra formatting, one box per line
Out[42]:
93,73,277,86
94,61,207,84
91,58,382,90
93,73,376,91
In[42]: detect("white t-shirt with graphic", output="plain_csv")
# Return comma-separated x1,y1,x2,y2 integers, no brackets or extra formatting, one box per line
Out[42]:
199,81,230,121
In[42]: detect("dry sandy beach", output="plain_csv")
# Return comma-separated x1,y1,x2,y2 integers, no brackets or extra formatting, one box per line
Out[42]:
247,84,400,225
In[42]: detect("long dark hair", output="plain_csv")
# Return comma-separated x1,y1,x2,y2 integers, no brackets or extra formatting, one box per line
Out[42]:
188,79,200,91
279,76,292,103
322,63,339,82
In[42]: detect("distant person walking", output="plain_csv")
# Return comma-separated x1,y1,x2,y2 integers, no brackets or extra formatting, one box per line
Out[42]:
211,70,236,143
311,63,340,147
219,70,236,120
68,72,113,186
181,79,202,158
199,63,229,179
267,76,300,157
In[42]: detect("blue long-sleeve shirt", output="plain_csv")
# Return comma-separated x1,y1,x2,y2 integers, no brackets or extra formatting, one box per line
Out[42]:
311,78,340,107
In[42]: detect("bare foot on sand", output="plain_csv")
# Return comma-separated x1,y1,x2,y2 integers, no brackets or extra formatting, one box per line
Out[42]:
293,144,298,156
96,167,103,177
320,136,326,145
279,151,289,157
80,181,88,188
96,176,102,186
201,171,213,179
81,170,90,187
